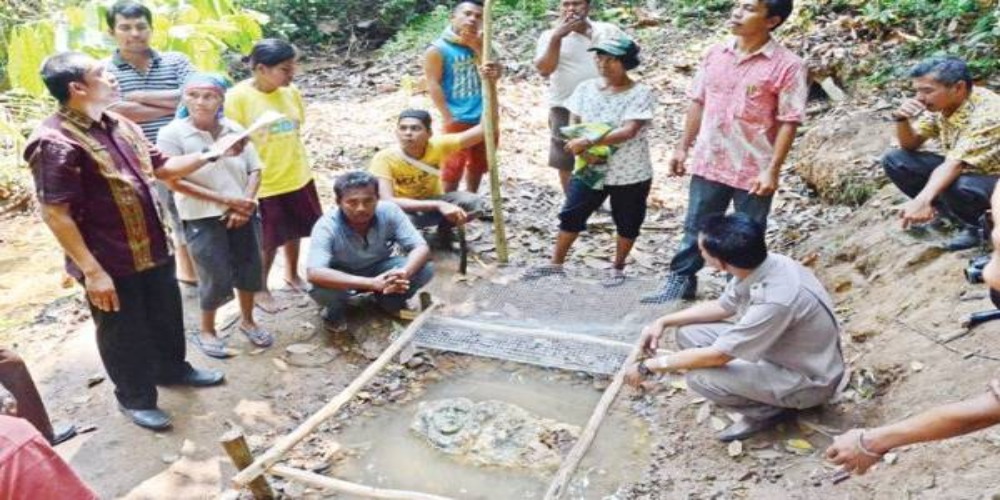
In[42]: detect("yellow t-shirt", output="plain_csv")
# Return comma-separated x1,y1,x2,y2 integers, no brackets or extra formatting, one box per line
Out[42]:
225,80,312,198
369,134,463,199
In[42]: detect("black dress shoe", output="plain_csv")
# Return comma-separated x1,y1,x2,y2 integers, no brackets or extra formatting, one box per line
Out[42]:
48,423,78,446
177,367,225,387
717,411,793,442
118,405,172,431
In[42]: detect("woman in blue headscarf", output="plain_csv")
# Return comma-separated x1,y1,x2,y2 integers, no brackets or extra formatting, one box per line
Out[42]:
156,73,273,358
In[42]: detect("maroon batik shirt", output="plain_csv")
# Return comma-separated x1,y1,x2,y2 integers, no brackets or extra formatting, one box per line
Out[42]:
24,107,172,279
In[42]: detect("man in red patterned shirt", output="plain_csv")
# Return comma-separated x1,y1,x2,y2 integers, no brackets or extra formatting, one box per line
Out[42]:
642,0,808,304
24,52,242,430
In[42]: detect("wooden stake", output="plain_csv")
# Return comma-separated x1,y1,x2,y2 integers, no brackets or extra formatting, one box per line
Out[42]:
220,429,275,499
269,465,455,500
543,340,643,499
480,0,509,263
230,304,441,487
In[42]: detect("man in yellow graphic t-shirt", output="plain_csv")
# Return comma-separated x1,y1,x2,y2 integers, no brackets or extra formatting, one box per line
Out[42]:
369,109,488,247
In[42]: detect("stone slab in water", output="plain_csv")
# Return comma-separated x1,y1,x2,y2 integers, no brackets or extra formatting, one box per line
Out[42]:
410,398,580,471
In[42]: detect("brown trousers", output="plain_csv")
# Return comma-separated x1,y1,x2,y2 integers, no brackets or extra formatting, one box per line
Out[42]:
0,349,53,441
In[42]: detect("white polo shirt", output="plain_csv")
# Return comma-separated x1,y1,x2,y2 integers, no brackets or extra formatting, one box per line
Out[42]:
156,117,262,220
534,20,625,107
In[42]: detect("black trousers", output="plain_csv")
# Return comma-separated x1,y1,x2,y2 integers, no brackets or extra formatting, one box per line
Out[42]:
86,262,191,409
882,148,998,227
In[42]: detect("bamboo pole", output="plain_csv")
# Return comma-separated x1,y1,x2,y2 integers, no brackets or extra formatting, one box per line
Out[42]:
231,304,441,487
480,0,509,263
269,465,455,500
543,340,644,499
220,429,275,499
430,316,634,351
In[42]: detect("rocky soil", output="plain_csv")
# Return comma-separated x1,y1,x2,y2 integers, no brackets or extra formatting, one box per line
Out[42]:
0,14,999,500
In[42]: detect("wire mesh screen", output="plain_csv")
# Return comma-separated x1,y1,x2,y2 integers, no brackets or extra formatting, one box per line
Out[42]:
414,270,674,374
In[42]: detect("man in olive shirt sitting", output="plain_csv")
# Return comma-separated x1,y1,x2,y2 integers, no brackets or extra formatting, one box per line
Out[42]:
626,213,845,442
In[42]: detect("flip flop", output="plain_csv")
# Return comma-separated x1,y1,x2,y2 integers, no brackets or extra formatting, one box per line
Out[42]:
239,324,274,348
601,269,627,288
188,333,236,359
283,278,309,294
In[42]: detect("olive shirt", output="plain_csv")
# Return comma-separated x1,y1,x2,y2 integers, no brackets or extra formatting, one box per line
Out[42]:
915,86,1000,175
712,253,845,401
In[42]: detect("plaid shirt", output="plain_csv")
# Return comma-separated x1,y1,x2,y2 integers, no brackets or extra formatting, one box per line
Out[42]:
24,108,171,278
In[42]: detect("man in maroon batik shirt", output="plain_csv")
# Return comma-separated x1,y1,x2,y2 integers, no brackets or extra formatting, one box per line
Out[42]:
24,52,243,430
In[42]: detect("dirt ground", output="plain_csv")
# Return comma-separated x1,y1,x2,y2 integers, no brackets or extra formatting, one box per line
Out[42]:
3,24,1000,500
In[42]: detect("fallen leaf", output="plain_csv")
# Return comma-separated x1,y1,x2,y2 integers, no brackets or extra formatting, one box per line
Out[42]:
727,440,744,457
272,358,288,371
910,361,925,372
711,417,727,431
884,452,898,465
670,380,688,391
286,343,318,355
786,439,814,452
696,402,712,423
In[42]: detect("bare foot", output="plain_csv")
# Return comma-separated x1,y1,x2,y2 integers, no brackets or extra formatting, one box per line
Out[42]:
284,276,309,293
254,291,279,314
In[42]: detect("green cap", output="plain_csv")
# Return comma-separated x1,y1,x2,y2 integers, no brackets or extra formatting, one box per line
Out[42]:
587,35,636,57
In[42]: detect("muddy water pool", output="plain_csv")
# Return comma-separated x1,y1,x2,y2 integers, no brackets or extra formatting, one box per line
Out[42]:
331,360,650,499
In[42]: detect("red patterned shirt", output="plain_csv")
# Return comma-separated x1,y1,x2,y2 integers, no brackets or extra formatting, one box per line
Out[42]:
25,108,172,279
687,38,808,191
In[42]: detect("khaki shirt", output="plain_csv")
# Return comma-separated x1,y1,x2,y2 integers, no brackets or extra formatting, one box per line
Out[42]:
713,254,845,399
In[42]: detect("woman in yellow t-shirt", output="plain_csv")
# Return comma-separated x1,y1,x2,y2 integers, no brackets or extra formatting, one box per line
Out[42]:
226,39,321,311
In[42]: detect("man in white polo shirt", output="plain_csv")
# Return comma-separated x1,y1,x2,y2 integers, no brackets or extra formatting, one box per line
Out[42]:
534,0,625,193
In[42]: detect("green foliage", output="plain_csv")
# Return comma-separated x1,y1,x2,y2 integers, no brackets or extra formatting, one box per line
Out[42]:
235,0,446,47
380,0,552,57
800,0,1000,83
2,0,266,97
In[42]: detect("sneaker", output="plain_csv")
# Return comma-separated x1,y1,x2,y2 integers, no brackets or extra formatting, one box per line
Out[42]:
640,273,697,304
943,227,982,251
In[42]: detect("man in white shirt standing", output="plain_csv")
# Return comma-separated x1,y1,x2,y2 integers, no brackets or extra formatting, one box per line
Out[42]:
534,0,625,193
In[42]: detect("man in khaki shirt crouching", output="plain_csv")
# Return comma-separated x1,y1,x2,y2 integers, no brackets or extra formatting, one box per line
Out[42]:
626,213,845,442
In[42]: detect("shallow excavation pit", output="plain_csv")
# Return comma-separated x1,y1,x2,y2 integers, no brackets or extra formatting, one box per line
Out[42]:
224,270,674,499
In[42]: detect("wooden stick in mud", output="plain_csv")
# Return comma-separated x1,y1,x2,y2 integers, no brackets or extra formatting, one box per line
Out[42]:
269,465,455,500
230,304,441,487
543,339,644,500
220,429,275,499
480,0,509,263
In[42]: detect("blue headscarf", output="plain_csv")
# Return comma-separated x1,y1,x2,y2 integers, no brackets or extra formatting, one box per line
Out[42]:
176,73,232,119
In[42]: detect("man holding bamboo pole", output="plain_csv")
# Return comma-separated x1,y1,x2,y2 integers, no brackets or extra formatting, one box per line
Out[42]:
424,0,501,194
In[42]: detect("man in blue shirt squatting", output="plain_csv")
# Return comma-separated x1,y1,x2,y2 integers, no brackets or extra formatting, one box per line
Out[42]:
306,171,434,334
